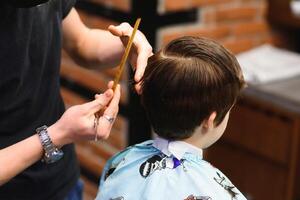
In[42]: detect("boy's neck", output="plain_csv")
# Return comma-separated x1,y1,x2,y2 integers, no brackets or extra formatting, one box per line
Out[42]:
182,126,207,149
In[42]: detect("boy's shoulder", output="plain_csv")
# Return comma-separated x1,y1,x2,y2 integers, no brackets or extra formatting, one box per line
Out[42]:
97,140,247,200
105,140,157,167
100,140,159,181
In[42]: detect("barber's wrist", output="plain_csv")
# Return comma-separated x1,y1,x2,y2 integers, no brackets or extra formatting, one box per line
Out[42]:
47,123,70,148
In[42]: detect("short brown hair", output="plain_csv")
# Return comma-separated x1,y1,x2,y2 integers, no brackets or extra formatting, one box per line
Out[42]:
141,36,245,140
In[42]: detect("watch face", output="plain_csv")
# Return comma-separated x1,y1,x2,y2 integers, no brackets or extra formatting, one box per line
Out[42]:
52,150,64,162
45,149,64,163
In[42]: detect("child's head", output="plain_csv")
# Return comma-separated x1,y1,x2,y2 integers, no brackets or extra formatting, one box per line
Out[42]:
141,36,245,145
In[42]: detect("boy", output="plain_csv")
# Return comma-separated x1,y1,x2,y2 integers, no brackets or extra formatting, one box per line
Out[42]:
96,36,247,200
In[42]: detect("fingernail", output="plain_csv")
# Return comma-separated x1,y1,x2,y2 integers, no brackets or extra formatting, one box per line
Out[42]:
104,90,112,97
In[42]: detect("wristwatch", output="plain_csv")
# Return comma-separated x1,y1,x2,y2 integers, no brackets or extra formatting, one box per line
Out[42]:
36,125,64,163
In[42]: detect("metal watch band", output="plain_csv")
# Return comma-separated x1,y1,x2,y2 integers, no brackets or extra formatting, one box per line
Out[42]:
36,125,63,163
37,125,55,152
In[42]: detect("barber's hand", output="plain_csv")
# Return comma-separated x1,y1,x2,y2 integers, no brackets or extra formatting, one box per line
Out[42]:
94,82,121,140
108,23,153,93
49,84,121,146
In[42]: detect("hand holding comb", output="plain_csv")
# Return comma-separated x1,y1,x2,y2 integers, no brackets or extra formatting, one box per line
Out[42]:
112,18,141,91
94,18,142,138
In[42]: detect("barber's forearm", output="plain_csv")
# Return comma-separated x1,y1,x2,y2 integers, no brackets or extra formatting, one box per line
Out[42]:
62,8,124,69
0,125,67,186
71,29,124,69
0,134,43,186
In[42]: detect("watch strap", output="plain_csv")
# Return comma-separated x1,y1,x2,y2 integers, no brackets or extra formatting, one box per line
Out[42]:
36,125,63,163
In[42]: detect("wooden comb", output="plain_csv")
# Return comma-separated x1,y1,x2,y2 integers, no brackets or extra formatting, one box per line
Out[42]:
95,18,141,119
112,18,141,91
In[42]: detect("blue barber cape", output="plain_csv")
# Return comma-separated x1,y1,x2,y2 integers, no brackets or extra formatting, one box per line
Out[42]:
96,137,247,200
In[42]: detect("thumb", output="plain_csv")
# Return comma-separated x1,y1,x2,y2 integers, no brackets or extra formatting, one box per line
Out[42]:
108,25,122,37
86,89,114,114
108,23,132,37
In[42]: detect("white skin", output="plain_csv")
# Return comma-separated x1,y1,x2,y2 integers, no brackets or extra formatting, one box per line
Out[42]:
63,8,153,91
0,7,152,185
0,83,120,186
184,111,230,149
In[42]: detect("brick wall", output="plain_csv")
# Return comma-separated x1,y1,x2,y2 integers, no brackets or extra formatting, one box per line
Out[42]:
80,0,284,54
157,0,280,54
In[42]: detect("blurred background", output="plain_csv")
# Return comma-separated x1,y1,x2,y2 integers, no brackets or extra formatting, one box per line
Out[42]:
60,0,300,199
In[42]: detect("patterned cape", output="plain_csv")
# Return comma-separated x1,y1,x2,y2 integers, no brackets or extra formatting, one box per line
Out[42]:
95,138,247,200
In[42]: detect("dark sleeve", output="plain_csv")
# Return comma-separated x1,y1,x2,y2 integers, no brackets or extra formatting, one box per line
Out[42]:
61,0,77,19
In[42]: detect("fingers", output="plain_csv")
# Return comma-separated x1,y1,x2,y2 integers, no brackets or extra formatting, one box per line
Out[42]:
131,31,152,82
108,25,122,36
86,89,114,114
133,46,152,94
134,82,142,94
109,22,153,90
135,48,152,82
108,23,132,37
94,81,114,107
96,84,121,139
107,81,114,89
93,81,114,97
106,84,121,116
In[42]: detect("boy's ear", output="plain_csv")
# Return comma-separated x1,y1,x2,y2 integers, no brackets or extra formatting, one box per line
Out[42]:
202,111,217,130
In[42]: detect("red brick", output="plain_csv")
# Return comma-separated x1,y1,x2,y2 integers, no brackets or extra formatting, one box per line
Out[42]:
61,52,128,104
192,0,234,7
164,0,192,12
232,21,270,36
201,8,216,24
222,38,255,54
216,6,258,22
257,1,268,18
78,10,118,29
161,25,230,46
164,0,233,12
